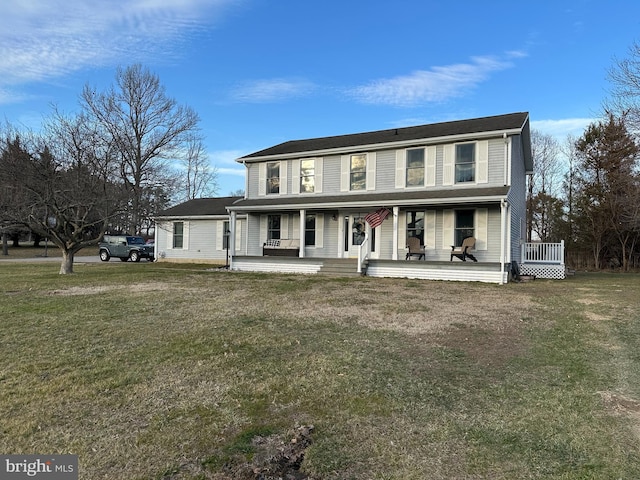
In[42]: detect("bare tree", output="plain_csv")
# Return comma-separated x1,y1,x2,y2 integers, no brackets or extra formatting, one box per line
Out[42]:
1,114,124,274
608,40,640,133
527,129,563,241
178,134,219,201
81,64,200,234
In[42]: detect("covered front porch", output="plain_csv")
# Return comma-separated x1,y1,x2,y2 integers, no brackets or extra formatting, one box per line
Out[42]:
231,255,508,284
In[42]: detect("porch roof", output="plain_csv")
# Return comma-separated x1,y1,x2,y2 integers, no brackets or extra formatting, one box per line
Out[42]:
227,186,510,212
155,196,243,218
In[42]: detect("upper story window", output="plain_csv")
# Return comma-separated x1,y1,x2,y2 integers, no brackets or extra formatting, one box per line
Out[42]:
406,148,425,187
455,143,475,183
300,159,315,193
267,162,280,194
350,154,366,191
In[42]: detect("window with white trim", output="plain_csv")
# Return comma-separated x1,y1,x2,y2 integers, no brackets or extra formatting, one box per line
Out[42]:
222,220,230,250
406,211,425,245
350,154,366,191
266,162,280,194
300,159,315,193
455,210,475,246
406,148,425,187
267,215,281,240
173,222,184,249
305,214,316,246
455,143,475,183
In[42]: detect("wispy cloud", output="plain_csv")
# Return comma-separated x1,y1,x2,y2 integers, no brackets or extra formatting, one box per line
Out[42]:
348,52,525,107
230,79,316,103
0,0,236,92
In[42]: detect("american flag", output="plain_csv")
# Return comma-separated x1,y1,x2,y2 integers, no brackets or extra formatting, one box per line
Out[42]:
364,208,391,228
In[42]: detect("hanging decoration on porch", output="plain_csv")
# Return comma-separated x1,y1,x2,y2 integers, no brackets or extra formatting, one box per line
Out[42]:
365,208,391,229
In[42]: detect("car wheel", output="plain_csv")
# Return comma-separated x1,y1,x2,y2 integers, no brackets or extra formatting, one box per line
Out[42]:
130,251,140,262
99,250,110,262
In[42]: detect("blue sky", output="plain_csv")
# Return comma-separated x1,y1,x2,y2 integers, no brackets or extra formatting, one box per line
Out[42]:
1,0,639,196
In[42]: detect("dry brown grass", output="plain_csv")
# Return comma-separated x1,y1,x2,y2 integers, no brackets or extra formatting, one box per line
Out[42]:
1,265,639,479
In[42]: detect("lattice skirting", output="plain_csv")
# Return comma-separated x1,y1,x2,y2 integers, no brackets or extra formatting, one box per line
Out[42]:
519,264,566,280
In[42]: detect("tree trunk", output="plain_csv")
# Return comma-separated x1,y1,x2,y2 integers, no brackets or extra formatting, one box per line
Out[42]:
59,250,74,274
2,231,8,256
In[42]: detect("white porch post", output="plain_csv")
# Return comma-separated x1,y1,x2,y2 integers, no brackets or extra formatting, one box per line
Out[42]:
499,200,507,284
229,210,237,268
299,209,306,258
392,206,399,260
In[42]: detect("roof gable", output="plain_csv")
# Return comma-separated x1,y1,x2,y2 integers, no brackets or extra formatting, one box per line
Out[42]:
240,112,529,161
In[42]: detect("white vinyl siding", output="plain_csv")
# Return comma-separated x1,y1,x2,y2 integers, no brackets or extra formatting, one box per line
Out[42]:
258,163,266,196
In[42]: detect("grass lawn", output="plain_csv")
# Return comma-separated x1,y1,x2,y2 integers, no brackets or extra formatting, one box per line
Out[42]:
1,263,639,479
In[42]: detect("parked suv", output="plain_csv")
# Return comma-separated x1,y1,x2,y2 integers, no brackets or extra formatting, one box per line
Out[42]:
99,235,154,262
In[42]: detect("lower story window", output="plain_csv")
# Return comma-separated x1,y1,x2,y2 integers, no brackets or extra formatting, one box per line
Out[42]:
406,211,425,245
222,220,230,250
455,210,474,246
173,221,184,249
268,215,281,240
305,214,316,246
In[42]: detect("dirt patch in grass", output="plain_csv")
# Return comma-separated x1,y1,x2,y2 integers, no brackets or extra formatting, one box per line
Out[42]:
47,282,178,296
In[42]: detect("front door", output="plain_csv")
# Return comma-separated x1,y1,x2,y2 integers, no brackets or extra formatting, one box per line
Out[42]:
345,214,367,258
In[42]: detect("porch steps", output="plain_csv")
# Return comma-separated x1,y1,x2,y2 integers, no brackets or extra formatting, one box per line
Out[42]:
318,258,362,277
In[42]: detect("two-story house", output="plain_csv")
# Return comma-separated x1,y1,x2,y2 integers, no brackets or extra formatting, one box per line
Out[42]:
225,112,542,283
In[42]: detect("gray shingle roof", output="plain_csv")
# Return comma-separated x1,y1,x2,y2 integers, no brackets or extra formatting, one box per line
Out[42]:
229,187,510,211
240,112,529,160
155,196,243,217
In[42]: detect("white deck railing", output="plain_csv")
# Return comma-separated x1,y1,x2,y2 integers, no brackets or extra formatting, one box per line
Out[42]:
521,241,565,265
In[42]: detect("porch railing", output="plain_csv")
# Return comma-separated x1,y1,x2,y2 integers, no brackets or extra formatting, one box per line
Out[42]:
521,240,565,265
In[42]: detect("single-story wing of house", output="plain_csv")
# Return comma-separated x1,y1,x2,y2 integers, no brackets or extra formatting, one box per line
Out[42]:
154,196,246,264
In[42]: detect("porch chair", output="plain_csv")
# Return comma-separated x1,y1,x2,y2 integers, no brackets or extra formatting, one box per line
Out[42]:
450,236,478,262
405,236,425,260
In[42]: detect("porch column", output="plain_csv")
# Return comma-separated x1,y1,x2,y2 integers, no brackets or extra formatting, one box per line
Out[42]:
499,200,507,284
229,210,237,268
299,209,306,258
392,206,399,260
